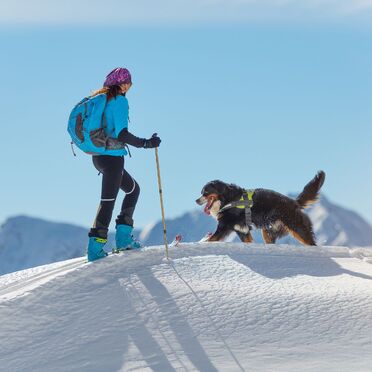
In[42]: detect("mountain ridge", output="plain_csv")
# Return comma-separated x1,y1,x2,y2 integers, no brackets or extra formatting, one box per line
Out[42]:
1,195,372,275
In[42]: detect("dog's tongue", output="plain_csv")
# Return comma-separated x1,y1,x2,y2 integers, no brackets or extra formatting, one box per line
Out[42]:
204,205,211,215
204,200,212,215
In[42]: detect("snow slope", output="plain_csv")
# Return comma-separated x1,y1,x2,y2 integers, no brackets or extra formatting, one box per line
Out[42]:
1,243,372,372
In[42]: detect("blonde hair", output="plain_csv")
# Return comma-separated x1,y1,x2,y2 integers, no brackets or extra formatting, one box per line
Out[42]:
90,85,122,100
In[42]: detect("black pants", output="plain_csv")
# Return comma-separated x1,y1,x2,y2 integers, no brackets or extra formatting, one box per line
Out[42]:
89,155,140,239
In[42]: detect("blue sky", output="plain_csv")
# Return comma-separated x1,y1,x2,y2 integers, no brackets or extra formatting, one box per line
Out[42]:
1,1,372,230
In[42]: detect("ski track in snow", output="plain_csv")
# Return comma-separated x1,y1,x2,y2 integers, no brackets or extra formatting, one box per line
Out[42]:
1,243,372,372
0,257,88,301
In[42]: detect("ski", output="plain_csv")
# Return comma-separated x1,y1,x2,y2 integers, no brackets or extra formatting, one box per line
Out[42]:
199,232,212,242
111,247,134,254
111,234,182,255
170,234,182,247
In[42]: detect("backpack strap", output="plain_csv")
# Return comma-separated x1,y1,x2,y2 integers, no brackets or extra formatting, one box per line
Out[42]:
100,95,109,129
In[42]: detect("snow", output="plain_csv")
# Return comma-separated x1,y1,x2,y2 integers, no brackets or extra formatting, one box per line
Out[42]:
1,243,372,371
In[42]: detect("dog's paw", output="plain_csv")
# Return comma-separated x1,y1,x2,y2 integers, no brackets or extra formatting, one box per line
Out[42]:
199,232,213,243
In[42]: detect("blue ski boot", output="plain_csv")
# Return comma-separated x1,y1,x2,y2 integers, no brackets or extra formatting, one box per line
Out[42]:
87,237,108,262
115,224,142,252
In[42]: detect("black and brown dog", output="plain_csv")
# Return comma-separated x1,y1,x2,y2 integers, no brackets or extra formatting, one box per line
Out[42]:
196,171,325,245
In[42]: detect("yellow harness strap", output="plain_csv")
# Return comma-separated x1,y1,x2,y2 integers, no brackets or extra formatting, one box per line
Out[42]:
236,189,254,209
219,189,255,229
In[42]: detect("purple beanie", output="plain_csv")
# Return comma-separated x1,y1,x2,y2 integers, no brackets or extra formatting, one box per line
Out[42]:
103,67,132,87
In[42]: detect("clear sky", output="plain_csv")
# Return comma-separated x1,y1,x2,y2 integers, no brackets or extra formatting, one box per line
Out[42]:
1,1,372,230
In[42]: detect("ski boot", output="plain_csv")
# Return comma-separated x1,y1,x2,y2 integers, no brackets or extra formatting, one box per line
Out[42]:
87,237,108,262
114,224,142,253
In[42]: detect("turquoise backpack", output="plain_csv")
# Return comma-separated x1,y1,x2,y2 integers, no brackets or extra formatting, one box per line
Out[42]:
67,93,126,155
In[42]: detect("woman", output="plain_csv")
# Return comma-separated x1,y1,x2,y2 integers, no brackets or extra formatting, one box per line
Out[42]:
87,67,161,261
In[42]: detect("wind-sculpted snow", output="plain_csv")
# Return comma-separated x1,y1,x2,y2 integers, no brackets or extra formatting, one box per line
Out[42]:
1,243,372,371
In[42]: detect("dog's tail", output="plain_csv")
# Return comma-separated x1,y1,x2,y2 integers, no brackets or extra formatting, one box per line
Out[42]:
296,171,326,209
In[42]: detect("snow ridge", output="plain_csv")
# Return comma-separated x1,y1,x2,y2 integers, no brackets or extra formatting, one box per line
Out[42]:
1,243,372,371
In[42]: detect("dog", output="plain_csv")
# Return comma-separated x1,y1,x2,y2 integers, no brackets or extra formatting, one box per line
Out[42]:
196,171,325,246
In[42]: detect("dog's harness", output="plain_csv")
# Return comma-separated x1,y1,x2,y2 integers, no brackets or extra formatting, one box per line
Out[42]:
219,189,255,229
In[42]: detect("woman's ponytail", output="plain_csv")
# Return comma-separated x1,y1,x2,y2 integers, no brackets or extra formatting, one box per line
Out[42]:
91,85,123,100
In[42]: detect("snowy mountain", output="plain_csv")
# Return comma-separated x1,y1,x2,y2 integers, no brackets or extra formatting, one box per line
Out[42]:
0,215,87,276
139,209,217,245
1,243,372,371
1,195,372,276
307,195,372,246
0,216,136,276
141,195,372,247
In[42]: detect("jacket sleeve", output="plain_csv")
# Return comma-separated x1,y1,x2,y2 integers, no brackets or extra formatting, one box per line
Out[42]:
118,128,145,148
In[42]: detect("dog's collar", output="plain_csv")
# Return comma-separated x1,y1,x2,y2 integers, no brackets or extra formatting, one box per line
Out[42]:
219,189,255,228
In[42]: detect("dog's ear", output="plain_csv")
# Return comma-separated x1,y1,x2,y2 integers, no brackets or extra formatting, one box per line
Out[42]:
224,183,241,200
213,181,230,196
223,184,234,199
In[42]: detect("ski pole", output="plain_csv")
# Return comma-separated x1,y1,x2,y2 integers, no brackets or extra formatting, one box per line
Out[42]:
154,145,170,259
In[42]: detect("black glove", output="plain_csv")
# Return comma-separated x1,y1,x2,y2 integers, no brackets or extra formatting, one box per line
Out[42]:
143,133,161,148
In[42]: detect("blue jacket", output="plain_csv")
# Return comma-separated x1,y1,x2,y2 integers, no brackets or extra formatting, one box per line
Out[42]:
103,95,129,156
